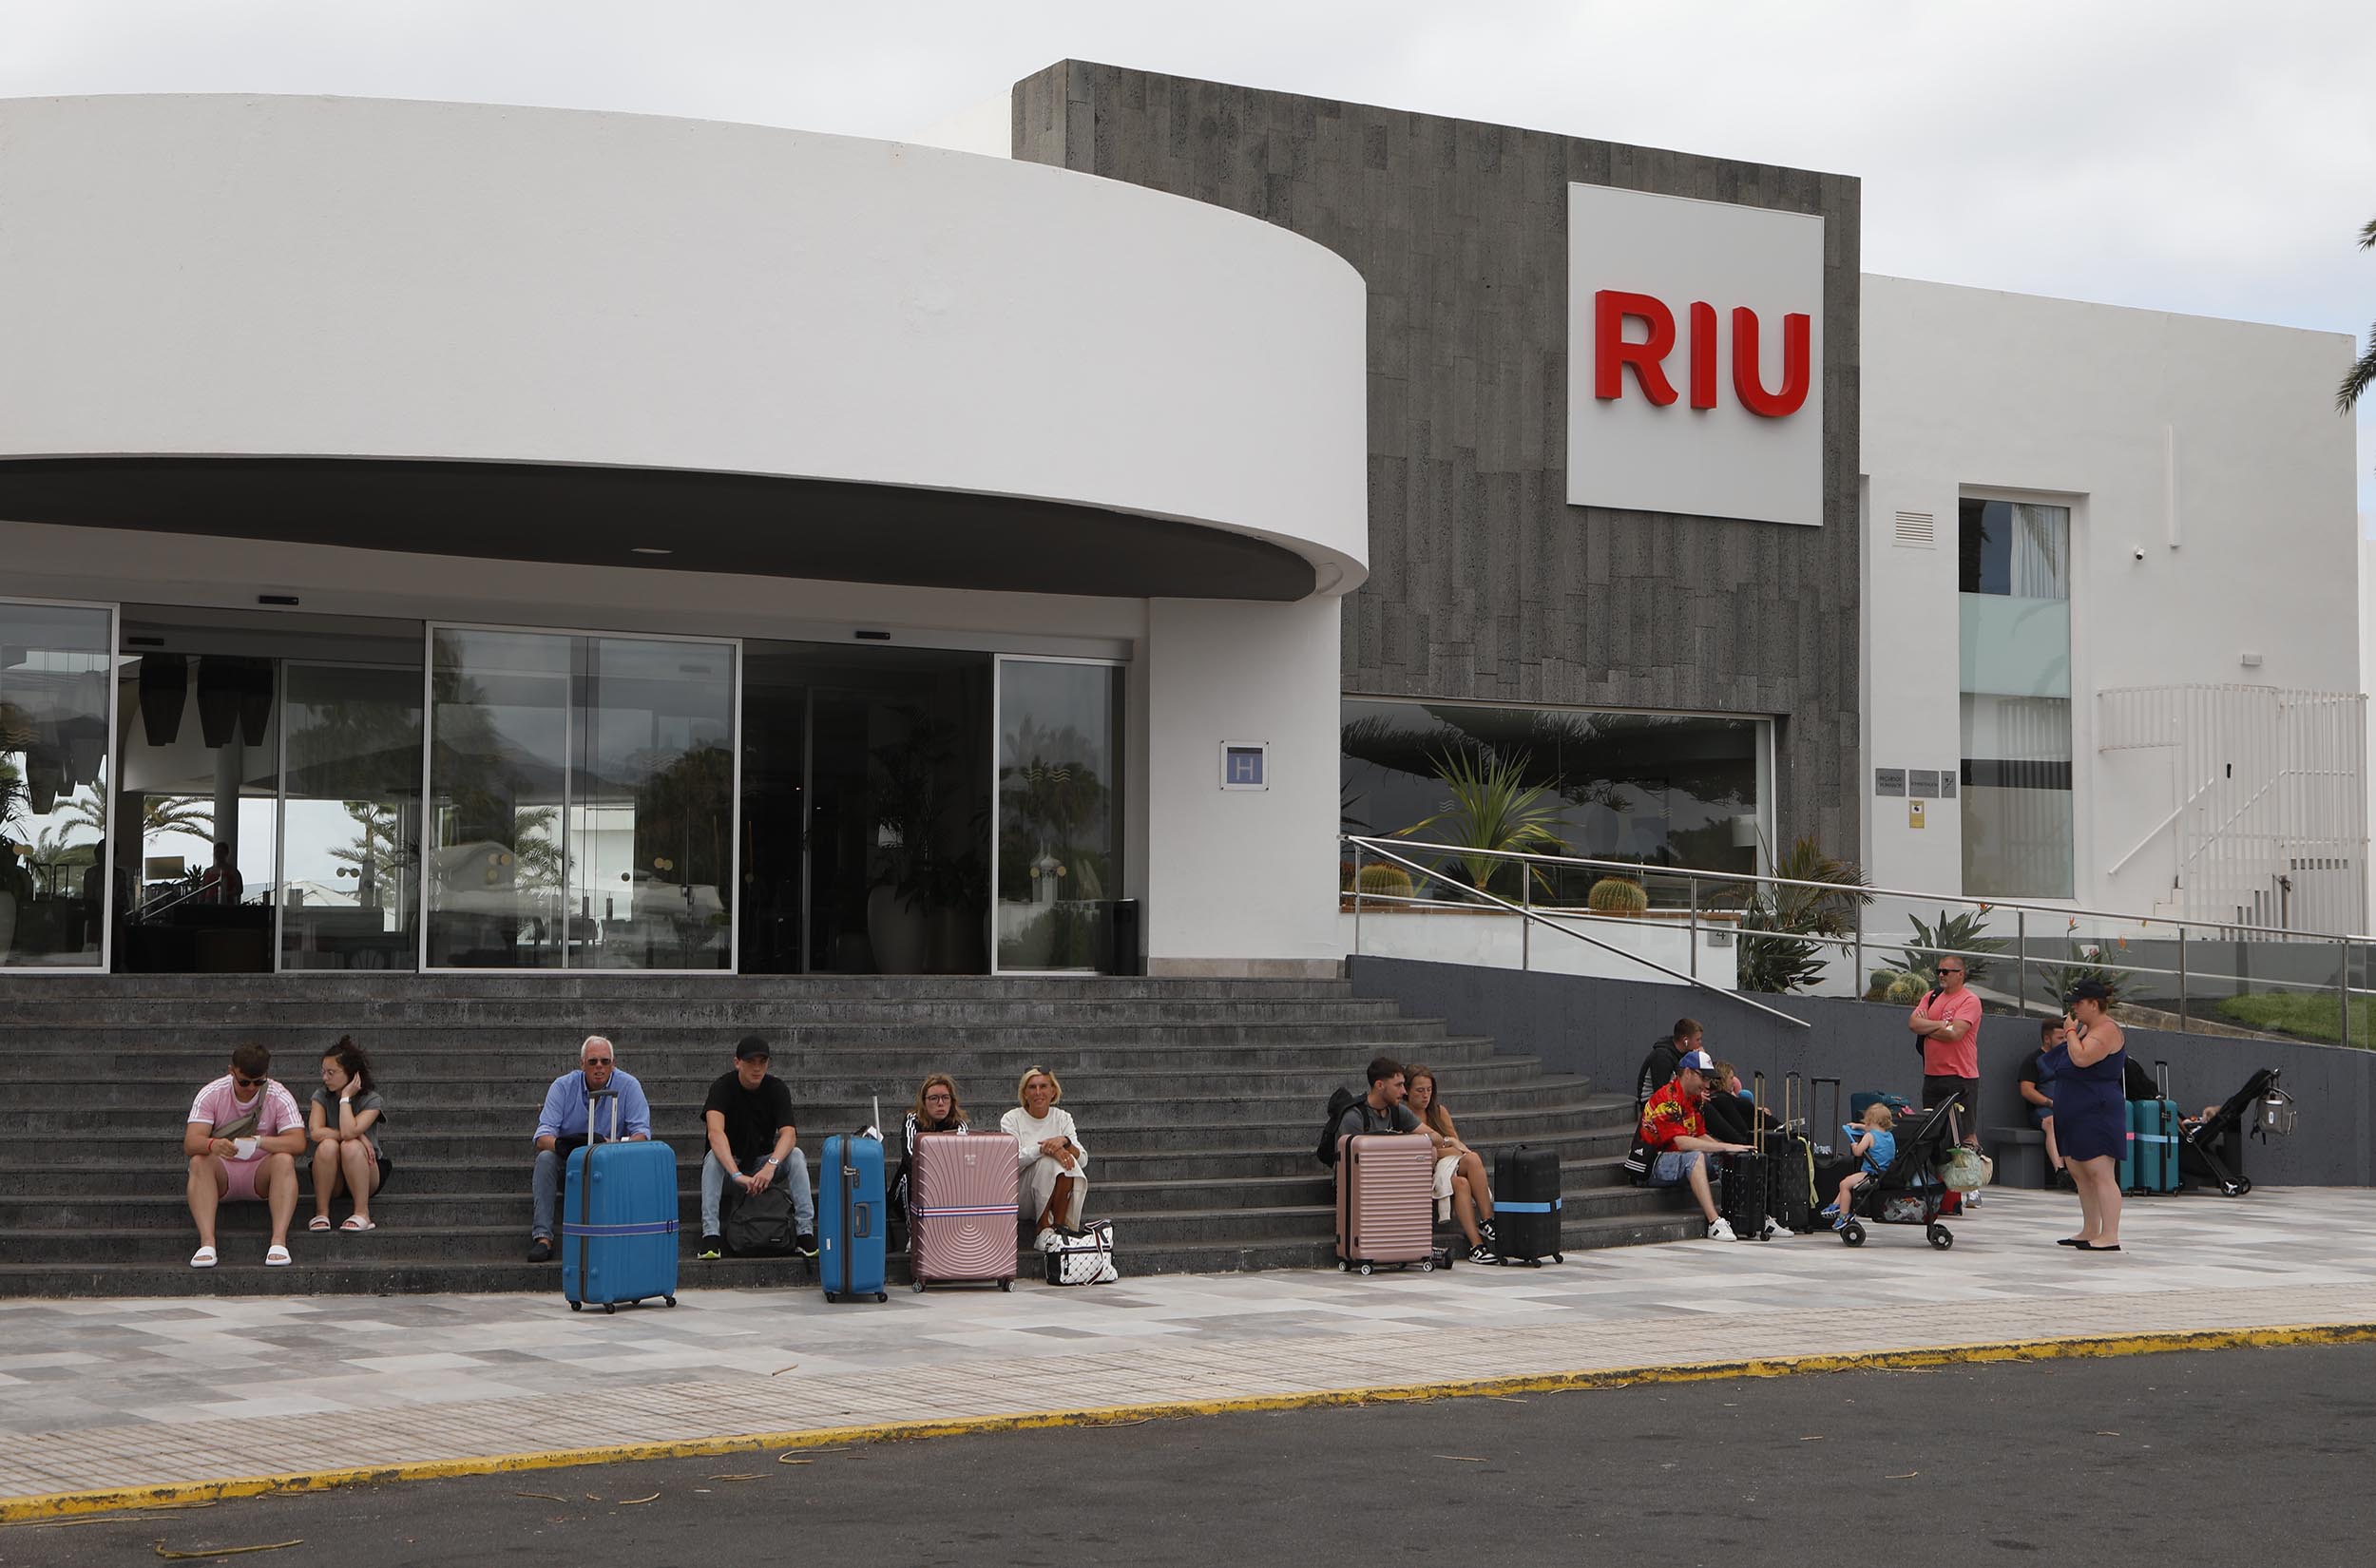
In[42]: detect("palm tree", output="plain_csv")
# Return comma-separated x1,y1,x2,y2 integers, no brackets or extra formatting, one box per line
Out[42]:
1396,747,1566,898
2344,217,2376,414
55,792,215,847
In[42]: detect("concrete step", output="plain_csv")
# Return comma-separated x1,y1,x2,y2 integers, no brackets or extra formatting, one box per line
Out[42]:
0,975,1358,1002
0,1019,1458,1050
0,997,1412,1026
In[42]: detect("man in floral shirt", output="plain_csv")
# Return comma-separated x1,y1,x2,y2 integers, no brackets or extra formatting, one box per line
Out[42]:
1636,1047,1753,1240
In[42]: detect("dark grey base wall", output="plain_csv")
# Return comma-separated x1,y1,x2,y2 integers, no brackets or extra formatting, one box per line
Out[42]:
1351,958,2375,1188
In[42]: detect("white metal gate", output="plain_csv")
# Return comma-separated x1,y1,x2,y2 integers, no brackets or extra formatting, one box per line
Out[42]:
2099,684,2367,932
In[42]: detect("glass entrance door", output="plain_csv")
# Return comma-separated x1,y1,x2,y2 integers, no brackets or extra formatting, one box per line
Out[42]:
424,627,736,971
994,657,1123,973
739,642,991,974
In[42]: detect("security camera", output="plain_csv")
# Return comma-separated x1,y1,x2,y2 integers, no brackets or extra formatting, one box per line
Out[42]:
2132,547,2146,561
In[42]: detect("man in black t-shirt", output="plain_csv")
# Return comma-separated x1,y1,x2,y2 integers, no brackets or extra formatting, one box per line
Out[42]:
698,1036,814,1259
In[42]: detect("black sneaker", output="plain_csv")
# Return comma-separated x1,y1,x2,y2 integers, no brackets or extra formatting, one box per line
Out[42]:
1467,1243,1500,1265
697,1235,722,1261
526,1236,554,1264
1478,1220,1498,1247
795,1233,818,1259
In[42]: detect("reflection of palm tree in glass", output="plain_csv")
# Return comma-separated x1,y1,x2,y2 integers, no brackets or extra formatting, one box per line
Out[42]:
327,802,413,908
55,792,214,850
1000,720,1109,903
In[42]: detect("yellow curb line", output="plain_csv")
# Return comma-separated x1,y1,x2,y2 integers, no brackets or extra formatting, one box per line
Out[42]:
8,1317,2373,1524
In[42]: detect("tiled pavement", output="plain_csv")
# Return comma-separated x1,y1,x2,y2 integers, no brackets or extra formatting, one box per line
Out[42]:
3,1187,2373,1503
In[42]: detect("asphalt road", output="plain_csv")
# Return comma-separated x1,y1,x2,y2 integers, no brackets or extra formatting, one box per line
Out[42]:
15,1343,2376,1566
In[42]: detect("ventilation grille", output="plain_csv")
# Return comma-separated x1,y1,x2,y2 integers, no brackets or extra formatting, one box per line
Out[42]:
1892,509,1936,547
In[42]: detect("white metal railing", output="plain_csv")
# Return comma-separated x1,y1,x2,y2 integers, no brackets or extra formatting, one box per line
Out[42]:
2098,684,2367,934
1345,833,2376,1044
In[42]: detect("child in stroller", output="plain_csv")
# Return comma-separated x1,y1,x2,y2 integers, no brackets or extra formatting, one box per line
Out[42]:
1829,1099,1964,1250
1821,1102,1896,1230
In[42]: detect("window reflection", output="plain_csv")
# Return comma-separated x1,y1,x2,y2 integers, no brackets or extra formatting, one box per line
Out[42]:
0,602,113,968
996,660,1122,971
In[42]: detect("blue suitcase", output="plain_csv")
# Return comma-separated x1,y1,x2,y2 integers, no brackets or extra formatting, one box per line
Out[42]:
820,1132,889,1304
562,1090,679,1314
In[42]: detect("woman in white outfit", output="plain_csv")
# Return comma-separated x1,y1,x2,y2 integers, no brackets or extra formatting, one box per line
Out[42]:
1001,1065,1087,1241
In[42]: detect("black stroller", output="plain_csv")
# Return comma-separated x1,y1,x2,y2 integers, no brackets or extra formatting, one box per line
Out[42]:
1833,1100,1964,1251
2179,1068,2290,1197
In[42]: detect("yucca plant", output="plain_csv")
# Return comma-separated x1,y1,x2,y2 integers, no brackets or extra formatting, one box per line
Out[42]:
1395,747,1564,899
1892,908,2008,988
1730,834,1873,995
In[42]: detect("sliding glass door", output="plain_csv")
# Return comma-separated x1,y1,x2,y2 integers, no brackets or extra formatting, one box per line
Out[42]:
994,657,1123,973
424,626,735,970
0,599,116,970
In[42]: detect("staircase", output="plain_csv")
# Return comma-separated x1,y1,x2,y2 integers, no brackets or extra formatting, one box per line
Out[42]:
0,974,1697,1296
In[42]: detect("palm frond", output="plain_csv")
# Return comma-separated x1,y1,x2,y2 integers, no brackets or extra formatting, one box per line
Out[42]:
2340,324,2376,412
2360,216,2376,251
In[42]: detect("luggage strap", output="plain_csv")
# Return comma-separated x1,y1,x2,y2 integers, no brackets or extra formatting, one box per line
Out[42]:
561,1219,680,1238
1496,1199,1561,1214
910,1204,1014,1219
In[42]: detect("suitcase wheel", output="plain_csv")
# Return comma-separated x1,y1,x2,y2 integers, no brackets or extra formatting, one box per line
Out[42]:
912,1280,927,1292
998,1279,1011,1292
664,1295,677,1308
875,1292,889,1303
1553,1252,1565,1264
1419,1258,1435,1272
1356,1262,1373,1276
568,1300,582,1311
1840,1221,1866,1247
1927,1224,1953,1251
604,1303,617,1314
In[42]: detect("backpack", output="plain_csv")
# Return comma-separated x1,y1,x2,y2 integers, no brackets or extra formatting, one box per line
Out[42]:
1315,1086,1363,1166
722,1176,795,1257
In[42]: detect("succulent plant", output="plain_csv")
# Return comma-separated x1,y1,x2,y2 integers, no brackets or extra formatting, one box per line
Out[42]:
1586,875,1648,915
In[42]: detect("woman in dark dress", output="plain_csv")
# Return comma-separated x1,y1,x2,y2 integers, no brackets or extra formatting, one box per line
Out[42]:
2045,980,2127,1251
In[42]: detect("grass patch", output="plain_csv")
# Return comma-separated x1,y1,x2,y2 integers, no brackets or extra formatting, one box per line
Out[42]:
2213,991,2376,1047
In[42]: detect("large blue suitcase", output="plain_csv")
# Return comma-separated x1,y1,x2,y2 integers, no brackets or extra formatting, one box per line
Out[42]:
562,1091,679,1314
820,1132,889,1304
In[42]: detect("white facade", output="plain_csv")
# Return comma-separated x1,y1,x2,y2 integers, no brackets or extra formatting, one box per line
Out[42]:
1861,275,2362,926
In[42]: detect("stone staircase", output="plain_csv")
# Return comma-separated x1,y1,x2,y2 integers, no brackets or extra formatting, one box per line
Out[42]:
0,974,1698,1296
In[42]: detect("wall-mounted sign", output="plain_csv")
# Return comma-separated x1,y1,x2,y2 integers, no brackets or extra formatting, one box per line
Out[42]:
1907,769,1940,799
1566,183,1825,527
1874,768,1906,797
1220,741,1268,791
1939,772,1957,799
1909,799,1926,830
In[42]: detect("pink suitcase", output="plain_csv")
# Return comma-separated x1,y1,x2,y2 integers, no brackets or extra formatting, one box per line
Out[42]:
1336,1133,1435,1273
910,1132,1020,1291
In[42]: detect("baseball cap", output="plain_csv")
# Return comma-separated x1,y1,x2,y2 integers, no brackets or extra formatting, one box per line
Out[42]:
1677,1048,1718,1075
734,1035,772,1061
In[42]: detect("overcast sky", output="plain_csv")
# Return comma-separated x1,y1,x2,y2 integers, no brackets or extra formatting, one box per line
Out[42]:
7,0,2371,523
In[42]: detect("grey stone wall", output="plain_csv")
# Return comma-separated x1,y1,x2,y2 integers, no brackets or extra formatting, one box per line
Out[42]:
1015,62,1865,857
1351,958,2375,1189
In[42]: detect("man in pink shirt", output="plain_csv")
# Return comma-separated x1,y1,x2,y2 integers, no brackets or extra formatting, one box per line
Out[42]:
183,1042,308,1269
1907,958,1984,1148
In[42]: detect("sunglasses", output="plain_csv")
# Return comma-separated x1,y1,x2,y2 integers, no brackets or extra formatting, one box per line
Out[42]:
1937,968,1964,976
584,1058,614,1067
232,1076,261,1089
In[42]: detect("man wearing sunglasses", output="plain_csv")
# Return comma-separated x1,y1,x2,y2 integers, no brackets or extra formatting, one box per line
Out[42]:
182,1042,308,1269
1908,959,1984,1148
527,1036,651,1264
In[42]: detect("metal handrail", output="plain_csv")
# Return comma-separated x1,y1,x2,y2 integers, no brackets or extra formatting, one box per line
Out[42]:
1349,837,1810,1030
1350,834,2367,946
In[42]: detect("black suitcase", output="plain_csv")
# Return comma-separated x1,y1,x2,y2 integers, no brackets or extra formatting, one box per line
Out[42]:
1714,1150,1772,1240
1760,1073,1818,1234
1491,1144,1563,1266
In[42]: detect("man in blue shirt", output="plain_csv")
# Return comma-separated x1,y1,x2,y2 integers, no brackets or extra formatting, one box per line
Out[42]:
527,1035,652,1263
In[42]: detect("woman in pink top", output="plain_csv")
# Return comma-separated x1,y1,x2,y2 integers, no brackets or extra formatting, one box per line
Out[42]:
182,1042,308,1269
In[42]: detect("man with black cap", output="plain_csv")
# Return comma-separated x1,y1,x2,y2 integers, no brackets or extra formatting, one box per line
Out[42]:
698,1035,814,1261
1635,1047,1755,1240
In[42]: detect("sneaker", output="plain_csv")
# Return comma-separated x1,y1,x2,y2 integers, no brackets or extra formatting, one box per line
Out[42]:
1478,1219,1498,1247
795,1233,818,1259
1466,1243,1499,1265
1819,1203,1840,1218
697,1236,722,1261
1035,1228,1062,1251
1706,1217,1736,1241
1832,1214,1850,1232
527,1236,554,1264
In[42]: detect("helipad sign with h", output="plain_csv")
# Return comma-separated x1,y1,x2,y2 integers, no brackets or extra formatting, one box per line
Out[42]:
1565,183,1826,527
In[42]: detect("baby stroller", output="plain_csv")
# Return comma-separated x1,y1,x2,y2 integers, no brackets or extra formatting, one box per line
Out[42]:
2179,1068,2290,1197
1834,1100,1963,1251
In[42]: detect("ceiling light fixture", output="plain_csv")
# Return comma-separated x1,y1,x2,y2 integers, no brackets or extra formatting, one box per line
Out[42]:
631,546,673,556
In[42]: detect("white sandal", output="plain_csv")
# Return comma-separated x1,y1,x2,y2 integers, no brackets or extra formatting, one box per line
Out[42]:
264,1244,292,1267
339,1216,375,1232
190,1246,218,1268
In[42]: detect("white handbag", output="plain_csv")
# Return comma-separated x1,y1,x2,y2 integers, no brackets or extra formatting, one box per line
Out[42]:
1043,1219,1119,1285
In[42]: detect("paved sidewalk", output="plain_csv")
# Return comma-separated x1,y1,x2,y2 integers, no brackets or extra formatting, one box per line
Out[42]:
4,1187,2374,1510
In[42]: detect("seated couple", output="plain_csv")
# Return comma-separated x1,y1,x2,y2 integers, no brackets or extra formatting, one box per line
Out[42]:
1333,1055,1499,1264
894,1067,1094,1246
184,1039,390,1269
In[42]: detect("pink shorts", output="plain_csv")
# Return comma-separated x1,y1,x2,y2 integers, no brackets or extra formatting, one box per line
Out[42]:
220,1157,269,1201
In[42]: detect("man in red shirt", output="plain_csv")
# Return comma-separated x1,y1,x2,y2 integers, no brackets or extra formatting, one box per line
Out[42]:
1908,959,1984,1147
1635,1048,1753,1240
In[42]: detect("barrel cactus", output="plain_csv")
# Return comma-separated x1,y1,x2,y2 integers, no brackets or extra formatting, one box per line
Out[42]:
1356,862,1414,900
1586,875,1648,916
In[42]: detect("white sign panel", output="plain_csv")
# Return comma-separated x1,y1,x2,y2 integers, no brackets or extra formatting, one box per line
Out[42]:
1565,184,1825,527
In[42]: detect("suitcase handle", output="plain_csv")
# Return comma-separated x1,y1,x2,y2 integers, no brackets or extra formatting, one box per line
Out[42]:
577,1089,621,1303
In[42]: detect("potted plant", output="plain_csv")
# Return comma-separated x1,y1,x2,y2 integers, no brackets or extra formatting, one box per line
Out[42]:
1395,747,1563,900
1586,875,1648,916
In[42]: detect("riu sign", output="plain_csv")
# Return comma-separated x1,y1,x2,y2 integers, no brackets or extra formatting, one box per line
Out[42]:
1592,292,1811,418
1566,184,1826,527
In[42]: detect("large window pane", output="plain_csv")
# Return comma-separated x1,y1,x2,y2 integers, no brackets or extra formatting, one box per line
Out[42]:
997,660,1121,971
574,637,734,971
1959,498,2074,897
0,602,112,968
427,629,570,968
280,663,423,970
1339,699,1767,903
